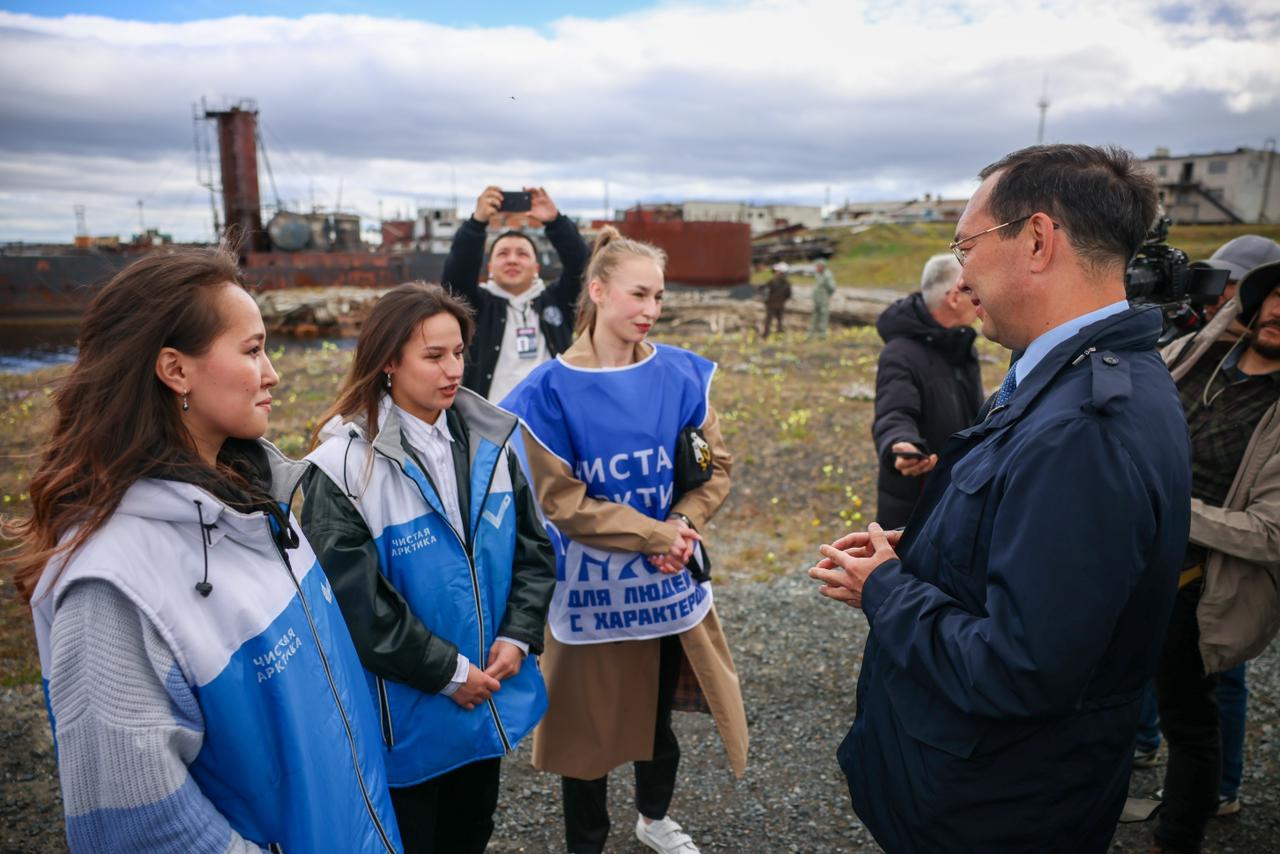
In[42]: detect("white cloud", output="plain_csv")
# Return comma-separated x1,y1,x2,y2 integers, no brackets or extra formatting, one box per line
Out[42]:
1,0,1277,241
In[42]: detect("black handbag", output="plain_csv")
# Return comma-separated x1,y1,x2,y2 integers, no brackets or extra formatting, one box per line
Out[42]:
674,425,714,494
686,540,712,584
673,425,714,583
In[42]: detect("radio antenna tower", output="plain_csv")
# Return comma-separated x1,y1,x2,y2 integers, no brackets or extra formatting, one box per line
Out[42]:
1036,76,1050,145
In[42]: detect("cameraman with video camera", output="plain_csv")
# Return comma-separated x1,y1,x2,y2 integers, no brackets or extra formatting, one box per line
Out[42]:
1145,255,1280,854
442,186,589,402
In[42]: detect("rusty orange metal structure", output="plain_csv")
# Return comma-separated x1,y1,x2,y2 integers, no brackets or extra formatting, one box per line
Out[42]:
615,219,751,287
241,250,444,290
205,103,269,253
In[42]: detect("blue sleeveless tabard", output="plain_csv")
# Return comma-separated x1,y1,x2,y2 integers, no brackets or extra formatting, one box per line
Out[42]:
502,343,715,644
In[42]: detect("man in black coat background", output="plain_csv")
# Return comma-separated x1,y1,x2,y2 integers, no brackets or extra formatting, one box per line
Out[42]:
442,186,589,403
871,252,983,528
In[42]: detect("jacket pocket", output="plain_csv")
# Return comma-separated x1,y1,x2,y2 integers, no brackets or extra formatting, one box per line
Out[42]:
925,448,998,576
375,676,395,748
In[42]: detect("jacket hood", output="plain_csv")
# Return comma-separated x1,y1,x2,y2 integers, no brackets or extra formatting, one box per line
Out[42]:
877,292,977,364
115,439,306,533
1163,294,1246,381
316,390,519,466
480,277,546,307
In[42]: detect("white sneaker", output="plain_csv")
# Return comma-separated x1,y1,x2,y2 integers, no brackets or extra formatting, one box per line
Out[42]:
635,815,700,854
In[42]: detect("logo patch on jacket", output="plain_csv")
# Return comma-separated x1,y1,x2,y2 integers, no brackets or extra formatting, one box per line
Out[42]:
542,305,564,327
482,495,512,529
390,529,438,557
254,627,304,683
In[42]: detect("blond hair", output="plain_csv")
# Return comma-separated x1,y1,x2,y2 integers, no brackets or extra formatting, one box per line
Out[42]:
575,226,667,334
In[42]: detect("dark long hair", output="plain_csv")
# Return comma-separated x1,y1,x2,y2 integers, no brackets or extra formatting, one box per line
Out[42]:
8,247,256,602
310,282,475,449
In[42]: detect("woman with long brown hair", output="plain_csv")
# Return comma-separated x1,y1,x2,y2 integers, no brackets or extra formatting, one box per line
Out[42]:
302,282,555,854
501,227,748,854
12,248,401,853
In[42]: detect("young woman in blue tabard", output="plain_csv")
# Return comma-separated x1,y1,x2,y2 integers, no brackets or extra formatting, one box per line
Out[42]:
302,283,555,854
14,249,401,853
501,227,749,854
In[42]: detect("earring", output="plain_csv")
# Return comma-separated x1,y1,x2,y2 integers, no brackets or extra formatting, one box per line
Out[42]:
384,373,392,389
181,391,190,412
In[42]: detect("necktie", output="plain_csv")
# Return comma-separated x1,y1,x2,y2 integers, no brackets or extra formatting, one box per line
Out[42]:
994,363,1019,407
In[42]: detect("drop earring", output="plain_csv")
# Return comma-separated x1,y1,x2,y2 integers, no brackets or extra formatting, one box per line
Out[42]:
384,373,392,389
181,391,190,412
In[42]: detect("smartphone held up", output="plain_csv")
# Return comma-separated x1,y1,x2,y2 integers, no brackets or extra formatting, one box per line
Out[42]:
499,191,532,212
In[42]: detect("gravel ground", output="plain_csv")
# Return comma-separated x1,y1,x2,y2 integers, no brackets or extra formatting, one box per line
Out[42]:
3,569,1278,853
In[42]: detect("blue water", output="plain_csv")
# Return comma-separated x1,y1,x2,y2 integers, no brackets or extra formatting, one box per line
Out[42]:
0,334,356,376
0,347,79,374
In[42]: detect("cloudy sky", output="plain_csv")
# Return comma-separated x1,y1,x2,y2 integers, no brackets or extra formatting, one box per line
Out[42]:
1,0,1277,243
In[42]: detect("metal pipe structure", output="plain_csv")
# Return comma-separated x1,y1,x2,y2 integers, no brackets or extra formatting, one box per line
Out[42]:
205,102,268,253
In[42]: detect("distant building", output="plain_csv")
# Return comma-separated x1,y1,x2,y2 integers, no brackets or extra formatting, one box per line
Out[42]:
415,206,462,253
73,234,121,250
662,201,823,235
130,228,173,248
825,193,966,226
1140,146,1280,224
380,219,415,251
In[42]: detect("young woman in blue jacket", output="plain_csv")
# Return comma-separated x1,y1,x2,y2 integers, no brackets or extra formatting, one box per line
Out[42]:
13,248,402,853
303,283,555,854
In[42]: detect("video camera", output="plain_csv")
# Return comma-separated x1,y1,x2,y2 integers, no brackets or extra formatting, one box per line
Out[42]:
1125,216,1229,342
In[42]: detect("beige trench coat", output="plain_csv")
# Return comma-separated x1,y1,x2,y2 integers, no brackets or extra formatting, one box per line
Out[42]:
523,333,749,780
1162,296,1280,673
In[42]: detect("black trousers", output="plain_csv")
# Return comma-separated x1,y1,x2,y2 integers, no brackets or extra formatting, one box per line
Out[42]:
1154,582,1220,854
762,306,786,337
562,634,683,854
389,757,501,854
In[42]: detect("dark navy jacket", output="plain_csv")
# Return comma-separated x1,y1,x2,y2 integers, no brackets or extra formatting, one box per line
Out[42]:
840,306,1190,852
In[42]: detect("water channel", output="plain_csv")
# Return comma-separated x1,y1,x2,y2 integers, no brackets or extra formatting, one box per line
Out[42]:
0,319,355,375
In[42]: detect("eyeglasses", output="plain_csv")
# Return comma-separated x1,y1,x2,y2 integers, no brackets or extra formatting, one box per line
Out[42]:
948,216,1031,266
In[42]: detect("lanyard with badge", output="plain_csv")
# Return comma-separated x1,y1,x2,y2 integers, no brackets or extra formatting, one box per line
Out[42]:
515,304,539,359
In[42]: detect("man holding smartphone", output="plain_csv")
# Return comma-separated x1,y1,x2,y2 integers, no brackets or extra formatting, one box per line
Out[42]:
442,186,589,403
870,252,982,529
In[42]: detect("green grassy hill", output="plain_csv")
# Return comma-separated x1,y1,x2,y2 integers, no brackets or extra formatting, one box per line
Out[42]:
757,222,1280,291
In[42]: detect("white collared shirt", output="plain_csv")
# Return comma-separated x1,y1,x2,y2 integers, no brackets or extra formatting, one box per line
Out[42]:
480,278,549,404
394,403,528,694
395,403,464,536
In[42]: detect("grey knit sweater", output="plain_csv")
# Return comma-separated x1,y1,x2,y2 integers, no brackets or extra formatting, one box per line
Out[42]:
48,579,264,853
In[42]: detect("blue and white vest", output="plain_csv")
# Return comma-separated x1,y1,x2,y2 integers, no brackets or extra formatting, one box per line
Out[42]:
32,443,402,853
307,391,548,786
502,343,715,645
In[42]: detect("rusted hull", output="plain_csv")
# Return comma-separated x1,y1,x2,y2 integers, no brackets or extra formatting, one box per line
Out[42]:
0,250,450,316
0,254,134,316
614,220,751,287
241,251,446,290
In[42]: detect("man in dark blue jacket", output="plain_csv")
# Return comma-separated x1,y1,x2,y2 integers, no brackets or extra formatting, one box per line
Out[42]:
809,144,1191,852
